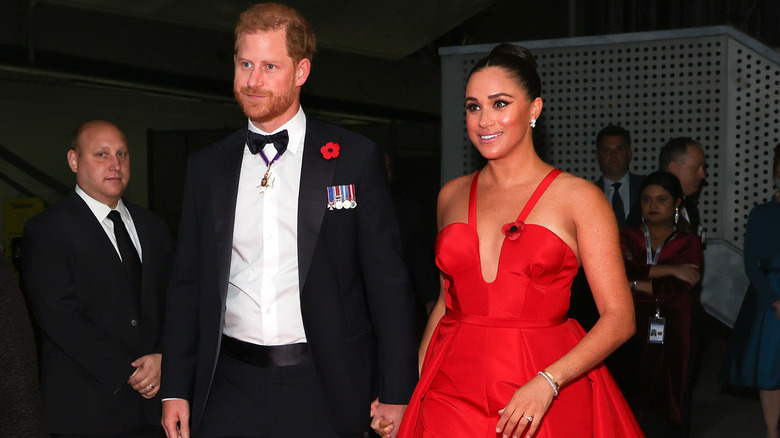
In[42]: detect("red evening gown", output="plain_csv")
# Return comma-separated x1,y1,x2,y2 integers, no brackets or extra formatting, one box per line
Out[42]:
398,169,643,438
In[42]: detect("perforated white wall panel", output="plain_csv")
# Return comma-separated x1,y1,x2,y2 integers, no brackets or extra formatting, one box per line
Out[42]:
440,26,780,245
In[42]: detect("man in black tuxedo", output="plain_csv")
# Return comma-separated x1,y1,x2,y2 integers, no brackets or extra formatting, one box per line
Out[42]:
22,120,174,437
160,3,418,438
594,125,644,228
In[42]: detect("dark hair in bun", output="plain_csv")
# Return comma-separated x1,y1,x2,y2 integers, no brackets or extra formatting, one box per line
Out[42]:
468,43,541,100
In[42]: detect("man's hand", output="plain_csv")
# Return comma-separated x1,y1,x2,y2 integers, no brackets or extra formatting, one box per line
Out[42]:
370,401,407,438
127,353,161,399
162,399,191,438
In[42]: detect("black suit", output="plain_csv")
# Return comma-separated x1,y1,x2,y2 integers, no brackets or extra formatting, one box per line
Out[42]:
161,116,419,436
596,172,645,225
22,191,174,436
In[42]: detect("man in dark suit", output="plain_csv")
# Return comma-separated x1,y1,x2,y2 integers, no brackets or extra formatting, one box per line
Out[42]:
659,137,707,238
570,126,645,331
594,125,644,228
160,3,418,438
22,120,174,437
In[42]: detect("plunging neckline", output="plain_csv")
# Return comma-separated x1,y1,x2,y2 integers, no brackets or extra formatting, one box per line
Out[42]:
469,168,563,283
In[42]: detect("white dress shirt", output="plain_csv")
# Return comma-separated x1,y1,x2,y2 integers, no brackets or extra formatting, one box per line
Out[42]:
75,185,142,261
604,172,631,219
223,107,307,346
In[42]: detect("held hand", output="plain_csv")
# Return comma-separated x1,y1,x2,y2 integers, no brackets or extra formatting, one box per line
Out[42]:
373,417,396,437
370,397,392,436
773,300,780,320
370,402,406,438
496,375,555,438
162,399,191,438
127,353,161,399
669,263,701,285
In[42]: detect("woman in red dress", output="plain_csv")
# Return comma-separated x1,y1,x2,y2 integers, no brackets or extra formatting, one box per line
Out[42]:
612,171,703,436
374,43,642,438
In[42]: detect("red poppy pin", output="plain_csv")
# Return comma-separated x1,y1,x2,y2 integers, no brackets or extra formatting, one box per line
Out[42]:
321,142,340,159
501,220,526,241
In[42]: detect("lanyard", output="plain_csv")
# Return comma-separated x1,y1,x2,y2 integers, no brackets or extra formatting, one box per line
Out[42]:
643,224,676,266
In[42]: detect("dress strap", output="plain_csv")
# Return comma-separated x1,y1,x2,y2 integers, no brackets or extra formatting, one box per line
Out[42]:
467,171,480,226
517,168,563,222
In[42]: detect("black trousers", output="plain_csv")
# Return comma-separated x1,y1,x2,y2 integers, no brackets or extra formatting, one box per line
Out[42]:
53,429,163,438
198,353,365,438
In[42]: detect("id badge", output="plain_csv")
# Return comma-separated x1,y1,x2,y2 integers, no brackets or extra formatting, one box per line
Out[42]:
648,316,665,344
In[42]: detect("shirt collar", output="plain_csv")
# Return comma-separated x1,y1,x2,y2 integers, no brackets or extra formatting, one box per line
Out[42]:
247,106,306,156
74,185,129,222
604,172,630,187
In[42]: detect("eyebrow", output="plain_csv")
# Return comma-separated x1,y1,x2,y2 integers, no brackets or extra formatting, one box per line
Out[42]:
465,92,515,102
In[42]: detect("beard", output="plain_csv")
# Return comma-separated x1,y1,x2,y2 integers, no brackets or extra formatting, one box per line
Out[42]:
234,85,297,125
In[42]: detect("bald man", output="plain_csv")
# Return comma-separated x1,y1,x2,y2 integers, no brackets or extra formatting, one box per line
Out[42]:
22,120,174,437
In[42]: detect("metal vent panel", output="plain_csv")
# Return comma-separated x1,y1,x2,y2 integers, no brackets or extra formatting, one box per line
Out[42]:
441,27,779,245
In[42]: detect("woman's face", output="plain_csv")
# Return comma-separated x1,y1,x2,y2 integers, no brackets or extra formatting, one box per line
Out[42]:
641,184,680,227
464,66,542,160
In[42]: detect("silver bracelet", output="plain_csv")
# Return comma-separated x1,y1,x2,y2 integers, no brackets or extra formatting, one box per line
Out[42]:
537,371,560,396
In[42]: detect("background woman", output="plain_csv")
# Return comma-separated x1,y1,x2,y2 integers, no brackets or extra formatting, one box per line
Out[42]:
613,171,703,436
721,144,780,438
378,43,642,438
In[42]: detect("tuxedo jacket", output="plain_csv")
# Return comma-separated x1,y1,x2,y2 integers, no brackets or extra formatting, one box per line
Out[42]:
597,172,645,225
22,191,174,435
161,116,419,436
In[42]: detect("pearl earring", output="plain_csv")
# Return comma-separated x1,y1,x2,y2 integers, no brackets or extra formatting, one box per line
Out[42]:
530,119,536,128
674,207,679,225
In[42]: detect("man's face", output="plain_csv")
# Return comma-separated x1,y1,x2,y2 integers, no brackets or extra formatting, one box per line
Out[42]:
233,28,310,131
596,135,631,178
669,144,707,196
67,122,130,208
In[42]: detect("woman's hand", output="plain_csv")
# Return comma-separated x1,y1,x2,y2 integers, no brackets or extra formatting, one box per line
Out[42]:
373,417,395,437
667,263,701,285
496,375,555,438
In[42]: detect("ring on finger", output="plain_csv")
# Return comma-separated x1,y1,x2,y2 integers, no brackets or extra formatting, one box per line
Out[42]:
524,415,533,422
149,383,155,388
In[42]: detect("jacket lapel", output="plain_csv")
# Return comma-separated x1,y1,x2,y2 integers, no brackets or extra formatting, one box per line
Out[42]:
212,129,246,303
297,119,335,291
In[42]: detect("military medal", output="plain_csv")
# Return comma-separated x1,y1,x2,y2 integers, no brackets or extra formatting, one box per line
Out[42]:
341,185,351,209
326,184,357,210
347,184,357,208
335,185,344,209
327,186,336,210
256,147,283,193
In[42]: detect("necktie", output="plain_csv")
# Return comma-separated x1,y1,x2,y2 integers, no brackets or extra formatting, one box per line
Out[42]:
107,210,142,304
247,130,289,156
611,182,626,228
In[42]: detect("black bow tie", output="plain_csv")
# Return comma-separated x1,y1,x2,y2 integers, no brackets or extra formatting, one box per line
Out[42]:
247,130,289,156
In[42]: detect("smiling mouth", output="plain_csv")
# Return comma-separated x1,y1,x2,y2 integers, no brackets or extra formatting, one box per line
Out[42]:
480,132,502,140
